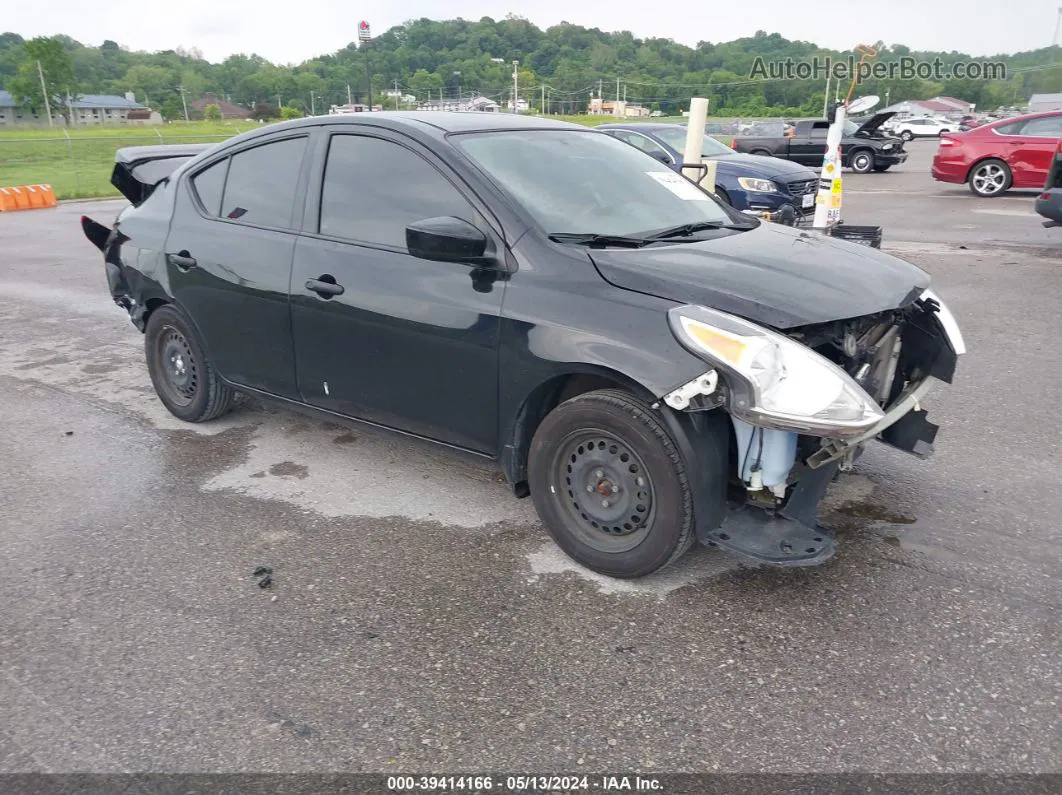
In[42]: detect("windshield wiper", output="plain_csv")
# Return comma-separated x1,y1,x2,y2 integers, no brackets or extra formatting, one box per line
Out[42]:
644,220,753,239
548,233,651,248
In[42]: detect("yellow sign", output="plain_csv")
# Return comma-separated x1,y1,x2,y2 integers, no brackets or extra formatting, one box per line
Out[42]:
831,178,843,193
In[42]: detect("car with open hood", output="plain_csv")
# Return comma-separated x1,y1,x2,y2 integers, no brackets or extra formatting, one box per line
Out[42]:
732,112,907,173
81,113,963,578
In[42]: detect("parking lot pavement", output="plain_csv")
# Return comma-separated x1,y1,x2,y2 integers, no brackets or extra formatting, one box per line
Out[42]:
1,163,1060,774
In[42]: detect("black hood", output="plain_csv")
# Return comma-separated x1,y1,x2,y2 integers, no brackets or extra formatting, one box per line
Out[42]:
852,111,896,137
588,223,930,329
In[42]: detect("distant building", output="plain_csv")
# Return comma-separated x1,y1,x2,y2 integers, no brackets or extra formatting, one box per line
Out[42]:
415,95,501,113
190,95,251,119
879,98,966,120
384,89,417,104
1028,93,1062,113
932,96,975,113
329,103,383,114
587,98,649,118
0,89,153,125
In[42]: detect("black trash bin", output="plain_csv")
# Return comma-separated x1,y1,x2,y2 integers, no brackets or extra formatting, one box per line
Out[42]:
823,223,883,248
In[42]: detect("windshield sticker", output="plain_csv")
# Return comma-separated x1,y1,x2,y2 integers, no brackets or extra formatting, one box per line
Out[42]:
646,171,710,201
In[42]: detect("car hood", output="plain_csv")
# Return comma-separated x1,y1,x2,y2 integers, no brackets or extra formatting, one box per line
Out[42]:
853,111,897,136
588,222,930,329
708,152,816,181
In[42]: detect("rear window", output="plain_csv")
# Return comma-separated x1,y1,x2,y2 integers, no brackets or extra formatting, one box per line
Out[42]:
220,136,308,228
993,120,1025,135
191,159,228,216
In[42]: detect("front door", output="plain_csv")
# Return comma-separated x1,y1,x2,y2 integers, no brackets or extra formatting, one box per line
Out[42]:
164,134,312,398
289,131,506,453
788,123,828,166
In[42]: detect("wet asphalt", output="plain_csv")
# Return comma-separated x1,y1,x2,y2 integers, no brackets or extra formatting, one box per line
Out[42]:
1,142,1060,774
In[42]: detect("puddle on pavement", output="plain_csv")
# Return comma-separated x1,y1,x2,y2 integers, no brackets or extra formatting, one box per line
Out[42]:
833,500,916,525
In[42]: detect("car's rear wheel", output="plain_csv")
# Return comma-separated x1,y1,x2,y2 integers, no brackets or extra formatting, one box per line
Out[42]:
527,389,696,579
968,158,1012,197
849,150,874,174
145,305,235,423
900,130,914,141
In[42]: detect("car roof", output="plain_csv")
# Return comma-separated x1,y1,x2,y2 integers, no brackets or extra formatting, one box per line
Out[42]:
276,111,586,135
597,123,683,131
983,109,1062,127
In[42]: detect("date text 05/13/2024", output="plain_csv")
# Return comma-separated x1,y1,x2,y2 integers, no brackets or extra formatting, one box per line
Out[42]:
386,775,664,791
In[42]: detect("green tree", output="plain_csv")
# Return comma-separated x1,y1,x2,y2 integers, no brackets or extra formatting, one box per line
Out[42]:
8,36,77,115
280,105,302,120
204,103,222,122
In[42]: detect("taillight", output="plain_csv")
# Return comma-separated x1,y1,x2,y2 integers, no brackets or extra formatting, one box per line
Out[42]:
939,138,958,147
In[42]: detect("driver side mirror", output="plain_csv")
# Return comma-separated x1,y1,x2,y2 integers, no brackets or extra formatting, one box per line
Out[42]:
406,216,494,265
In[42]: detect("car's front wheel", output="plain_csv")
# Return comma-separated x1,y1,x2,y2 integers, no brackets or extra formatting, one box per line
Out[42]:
527,389,696,579
968,158,1012,197
145,304,236,422
849,150,874,174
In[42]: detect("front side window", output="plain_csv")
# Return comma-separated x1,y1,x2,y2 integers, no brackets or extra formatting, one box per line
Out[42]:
319,135,477,248
455,129,734,237
609,130,672,160
220,136,307,228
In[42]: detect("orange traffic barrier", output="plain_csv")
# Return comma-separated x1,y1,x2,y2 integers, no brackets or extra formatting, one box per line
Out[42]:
0,184,58,212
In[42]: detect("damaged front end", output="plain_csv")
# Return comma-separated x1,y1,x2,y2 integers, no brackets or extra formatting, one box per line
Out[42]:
660,292,964,567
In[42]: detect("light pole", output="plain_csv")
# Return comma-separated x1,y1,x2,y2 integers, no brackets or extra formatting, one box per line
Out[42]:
453,71,461,108
358,20,373,110
512,60,519,113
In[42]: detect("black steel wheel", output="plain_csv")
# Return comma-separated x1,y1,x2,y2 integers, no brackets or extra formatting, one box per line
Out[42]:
849,150,874,174
144,305,235,423
527,388,696,578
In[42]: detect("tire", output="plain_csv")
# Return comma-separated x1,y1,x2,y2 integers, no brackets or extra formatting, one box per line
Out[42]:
849,150,874,174
873,164,891,172
144,304,235,423
527,388,696,579
900,130,913,141
968,158,1012,198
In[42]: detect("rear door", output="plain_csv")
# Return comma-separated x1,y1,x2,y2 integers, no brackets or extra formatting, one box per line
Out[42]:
1006,115,1062,187
787,122,828,165
288,129,506,453
165,133,314,399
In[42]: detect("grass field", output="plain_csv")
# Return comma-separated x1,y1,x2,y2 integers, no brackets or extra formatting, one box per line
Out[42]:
0,115,692,200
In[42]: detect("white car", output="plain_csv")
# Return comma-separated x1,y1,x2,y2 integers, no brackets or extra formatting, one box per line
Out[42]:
890,117,958,141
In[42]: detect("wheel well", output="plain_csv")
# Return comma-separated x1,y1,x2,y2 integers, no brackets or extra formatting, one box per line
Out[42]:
501,370,654,496
750,149,771,156
140,297,170,328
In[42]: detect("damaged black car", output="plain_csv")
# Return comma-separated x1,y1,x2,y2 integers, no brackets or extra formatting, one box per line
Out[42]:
81,113,964,578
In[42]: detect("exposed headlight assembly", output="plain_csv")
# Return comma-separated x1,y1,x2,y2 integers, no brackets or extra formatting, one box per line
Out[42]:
882,143,894,150
737,177,778,193
668,305,885,438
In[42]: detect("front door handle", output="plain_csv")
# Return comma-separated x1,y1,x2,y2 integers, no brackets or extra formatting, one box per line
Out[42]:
167,251,197,271
305,276,344,298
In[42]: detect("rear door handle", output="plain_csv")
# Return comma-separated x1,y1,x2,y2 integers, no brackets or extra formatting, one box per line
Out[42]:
166,252,197,271
305,277,344,298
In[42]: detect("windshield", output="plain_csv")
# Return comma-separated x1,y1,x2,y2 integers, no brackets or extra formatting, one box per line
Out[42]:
651,126,734,157
843,120,861,135
455,129,735,237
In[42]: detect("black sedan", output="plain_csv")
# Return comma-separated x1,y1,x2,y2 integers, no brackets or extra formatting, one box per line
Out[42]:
597,122,820,220
82,113,964,578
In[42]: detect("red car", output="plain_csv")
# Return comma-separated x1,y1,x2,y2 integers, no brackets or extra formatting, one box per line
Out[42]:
932,110,1062,197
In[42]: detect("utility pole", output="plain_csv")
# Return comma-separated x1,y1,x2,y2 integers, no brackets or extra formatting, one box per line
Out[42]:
178,85,190,122
347,84,352,105
277,93,282,111
823,74,831,118
541,83,545,114
66,92,74,127
36,59,53,127
512,60,519,113
310,91,316,116
394,79,400,110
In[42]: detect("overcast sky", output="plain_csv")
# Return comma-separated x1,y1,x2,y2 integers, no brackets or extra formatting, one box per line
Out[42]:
6,0,1060,64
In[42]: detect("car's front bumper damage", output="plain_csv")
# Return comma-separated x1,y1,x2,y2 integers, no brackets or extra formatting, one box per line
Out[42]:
657,293,963,568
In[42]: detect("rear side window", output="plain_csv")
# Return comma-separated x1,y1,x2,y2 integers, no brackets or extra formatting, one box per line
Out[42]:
191,158,228,216
1021,116,1062,137
994,120,1025,135
220,136,308,228
318,135,477,248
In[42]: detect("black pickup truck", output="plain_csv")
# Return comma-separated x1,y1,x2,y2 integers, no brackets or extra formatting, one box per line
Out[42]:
732,112,907,174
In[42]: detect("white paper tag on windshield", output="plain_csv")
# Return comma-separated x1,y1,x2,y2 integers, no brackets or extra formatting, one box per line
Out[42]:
646,170,710,201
